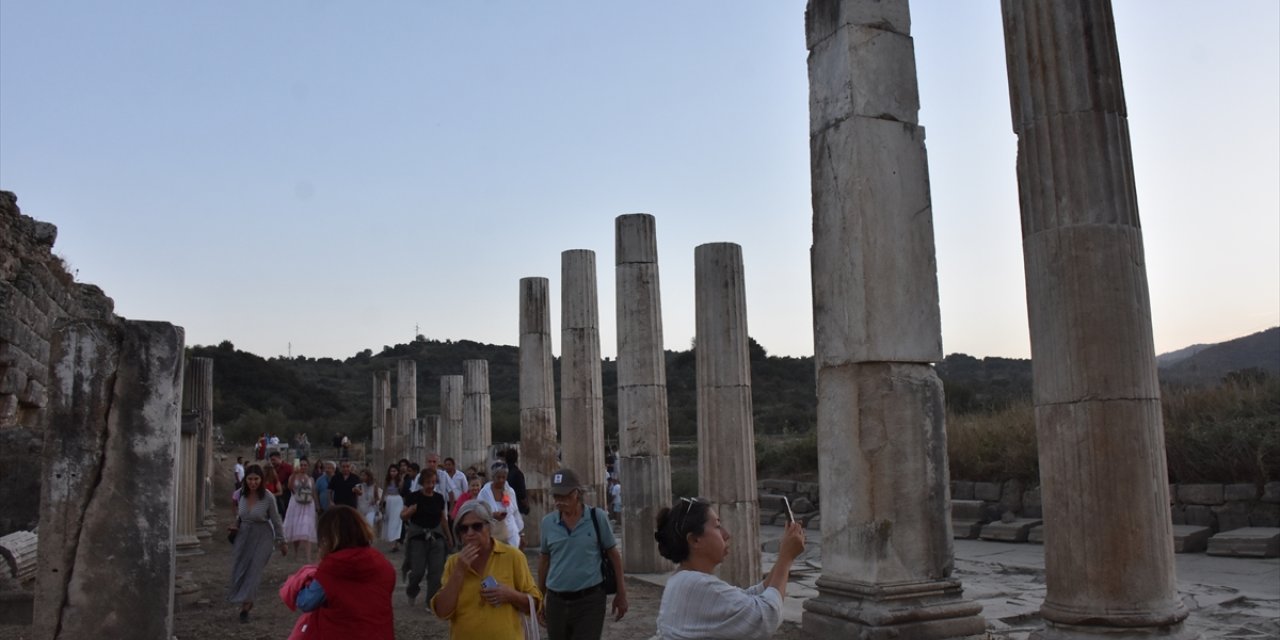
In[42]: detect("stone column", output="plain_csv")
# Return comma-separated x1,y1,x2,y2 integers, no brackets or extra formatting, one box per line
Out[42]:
615,213,673,573
1002,2,1191,637
462,360,491,471
176,359,205,555
396,360,417,466
519,277,559,542
441,375,465,466
385,407,398,465
561,251,607,507
693,243,759,587
35,319,185,640
803,1,984,637
373,370,391,473
419,415,442,464
189,357,215,535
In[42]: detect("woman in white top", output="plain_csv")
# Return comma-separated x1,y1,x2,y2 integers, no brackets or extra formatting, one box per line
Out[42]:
653,497,805,640
380,464,405,551
475,463,523,548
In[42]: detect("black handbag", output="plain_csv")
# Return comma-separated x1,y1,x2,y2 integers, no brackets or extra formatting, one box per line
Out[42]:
588,506,617,595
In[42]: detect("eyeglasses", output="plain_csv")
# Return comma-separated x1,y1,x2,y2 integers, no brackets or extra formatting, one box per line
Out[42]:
457,522,487,534
677,497,708,535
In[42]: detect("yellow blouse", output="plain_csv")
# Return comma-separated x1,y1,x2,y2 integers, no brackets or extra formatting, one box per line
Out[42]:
431,540,542,640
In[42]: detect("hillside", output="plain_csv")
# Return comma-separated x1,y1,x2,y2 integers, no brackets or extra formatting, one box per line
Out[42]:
1159,327,1280,386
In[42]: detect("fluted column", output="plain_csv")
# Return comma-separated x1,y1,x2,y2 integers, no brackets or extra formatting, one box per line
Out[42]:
35,320,184,640
520,277,558,542
615,213,673,573
694,243,759,587
804,1,983,637
190,357,215,534
396,360,417,465
462,360,491,471
1002,2,1191,638
561,250,607,507
422,415,441,461
175,410,202,556
441,375,465,466
373,370,391,473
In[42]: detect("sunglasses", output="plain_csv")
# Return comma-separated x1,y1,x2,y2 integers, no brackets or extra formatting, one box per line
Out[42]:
457,522,487,534
677,497,708,535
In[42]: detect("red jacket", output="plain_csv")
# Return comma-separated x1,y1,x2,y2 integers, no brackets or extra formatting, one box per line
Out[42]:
312,546,396,639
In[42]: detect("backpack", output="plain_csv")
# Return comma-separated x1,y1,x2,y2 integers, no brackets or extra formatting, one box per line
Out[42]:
294,480,314,505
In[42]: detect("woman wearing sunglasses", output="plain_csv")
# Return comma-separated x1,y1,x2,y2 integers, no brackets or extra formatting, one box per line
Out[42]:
431,500,542,639
653,497,805,639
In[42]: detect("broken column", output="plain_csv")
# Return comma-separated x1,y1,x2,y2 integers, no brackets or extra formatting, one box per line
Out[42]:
561,250,607,506
519,277,558,542
615,213,673,573
462,360,491,471
803,1,984,636
419,415,442,464
189,357,214,536
396,360,417,466
373,370,391,473
175,359,204,556
694,243,760,587
440,375,465,466
35,319,185,640
1002,2,1191,637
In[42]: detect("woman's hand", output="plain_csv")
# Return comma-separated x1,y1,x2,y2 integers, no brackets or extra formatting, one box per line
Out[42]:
480,583,520,607
778,521,806,562
278,542,289,557
452,544,480,578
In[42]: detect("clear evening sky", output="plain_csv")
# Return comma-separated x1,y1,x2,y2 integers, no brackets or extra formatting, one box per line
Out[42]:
2,2,1276,360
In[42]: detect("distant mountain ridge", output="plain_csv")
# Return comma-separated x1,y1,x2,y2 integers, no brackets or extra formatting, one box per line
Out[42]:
1158,327,1280,385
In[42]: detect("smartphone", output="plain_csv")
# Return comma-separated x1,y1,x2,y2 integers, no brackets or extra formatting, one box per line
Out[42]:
481,576,498,590
782,496,795,524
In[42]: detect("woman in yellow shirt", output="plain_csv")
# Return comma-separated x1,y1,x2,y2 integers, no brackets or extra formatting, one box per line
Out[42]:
431,500,542,639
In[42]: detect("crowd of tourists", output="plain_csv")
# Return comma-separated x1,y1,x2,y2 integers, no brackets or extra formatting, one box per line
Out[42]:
226,445,805,639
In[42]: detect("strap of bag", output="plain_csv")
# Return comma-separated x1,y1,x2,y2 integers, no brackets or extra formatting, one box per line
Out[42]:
588,506,605,558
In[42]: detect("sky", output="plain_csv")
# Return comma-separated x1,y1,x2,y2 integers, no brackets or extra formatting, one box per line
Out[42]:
1,1,1276,361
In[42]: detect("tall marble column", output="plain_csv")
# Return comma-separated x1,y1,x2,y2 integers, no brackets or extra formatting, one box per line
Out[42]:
519,277,558,542
462,360,491,471
615,213,673,573
803,1,983,637
35,320,185,640
396,360,417,466
561,250,607,507
189,357,214,535
441,375,465,466
373,370,391,471
176,358,206,555
422,415,442,462
1002,2,1191,637
693,243,759,587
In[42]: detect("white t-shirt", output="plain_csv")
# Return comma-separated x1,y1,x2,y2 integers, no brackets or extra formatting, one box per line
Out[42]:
656,571,783,640
610,483,622,510
234,463,245,483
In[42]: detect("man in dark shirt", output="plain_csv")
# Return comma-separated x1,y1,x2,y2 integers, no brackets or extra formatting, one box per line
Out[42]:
504,448,530,516
328,460,361,509
401,471,452,605
268,451,294,516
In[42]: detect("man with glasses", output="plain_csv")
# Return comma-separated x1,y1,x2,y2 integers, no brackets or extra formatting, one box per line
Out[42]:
537,468,628,639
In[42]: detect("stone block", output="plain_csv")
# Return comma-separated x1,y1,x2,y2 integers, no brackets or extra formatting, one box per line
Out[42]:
952,520,982,540
950,499,985,521
1027,524,1044,544
796,481,821,502
808,25,920,131
979,519,1042,543
951,481,974,501
1213,502,1251,532
810,117,942,366
793,497,817,514
974,482,1001,502
760,479,797,495
1263,481,1280,504
1206,527,1280,558
19,378,45,407
1178,484,1224,506
1250,503,1280,528
0,366,23,395
1183,505,1215,529
1170,504,1185,525
999,479,1025,514
804,0,912,47
1224,483,1258,502
1171,525,1212,553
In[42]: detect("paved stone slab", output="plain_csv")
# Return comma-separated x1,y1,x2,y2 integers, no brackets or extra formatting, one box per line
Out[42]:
1172,524,1212,553
1027,524,1043,544
979,519,1042,543
1207,527,1280,558
951,499,985,521
953,519,983,540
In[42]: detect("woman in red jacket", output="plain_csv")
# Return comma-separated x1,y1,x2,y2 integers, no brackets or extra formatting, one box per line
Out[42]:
291,505,396,639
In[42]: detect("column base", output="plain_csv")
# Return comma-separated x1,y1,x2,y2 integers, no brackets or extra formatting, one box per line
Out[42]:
802,576,985,640
175,534,204,557
1033,620,1199,640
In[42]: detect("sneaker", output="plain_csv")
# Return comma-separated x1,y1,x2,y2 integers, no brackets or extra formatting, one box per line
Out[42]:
239,610,249,623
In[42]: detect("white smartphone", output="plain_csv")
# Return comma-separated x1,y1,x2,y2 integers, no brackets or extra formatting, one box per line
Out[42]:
782,496,795,524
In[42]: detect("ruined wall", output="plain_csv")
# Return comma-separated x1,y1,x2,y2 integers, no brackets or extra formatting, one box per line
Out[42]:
0,191,116,533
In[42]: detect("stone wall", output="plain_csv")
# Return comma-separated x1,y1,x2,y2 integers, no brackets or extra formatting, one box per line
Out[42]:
952,479,1280,532
0,191,116,533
